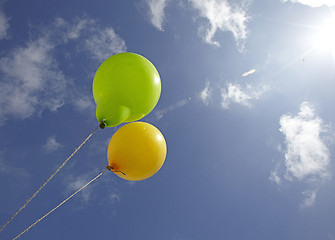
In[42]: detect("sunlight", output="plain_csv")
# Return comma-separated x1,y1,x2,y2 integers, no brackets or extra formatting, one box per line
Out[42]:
314,16,335,57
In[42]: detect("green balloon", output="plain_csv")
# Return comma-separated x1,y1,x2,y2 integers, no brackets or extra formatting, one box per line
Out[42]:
92,52,161,127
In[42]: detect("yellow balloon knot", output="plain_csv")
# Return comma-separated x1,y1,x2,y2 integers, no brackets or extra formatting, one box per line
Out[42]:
106,165,116,171
106,165,126,175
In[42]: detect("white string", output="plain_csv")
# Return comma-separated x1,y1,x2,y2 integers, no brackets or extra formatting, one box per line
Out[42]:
0,124,100,232
12,170,107,240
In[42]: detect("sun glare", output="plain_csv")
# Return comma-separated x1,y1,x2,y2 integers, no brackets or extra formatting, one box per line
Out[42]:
314,16,335,57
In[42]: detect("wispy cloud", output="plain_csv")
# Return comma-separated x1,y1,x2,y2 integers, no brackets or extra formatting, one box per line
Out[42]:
0,156,29,179
0,17,126,125
155,78,266,121
271,102,332,207
199,80,211,105
155,98,191,120
197,80,268,109
43,135,63,152
73,95,96,112
145,0,169,31
52,17,126,61
269,168,281,185
0,1,9,40
0,37,67,123
65,174,94,203
189,0,249,50
84,27,126,61
64,170,121,206
301,189,317,208
281,0,335,7
242,68,255,77
221,83,268,109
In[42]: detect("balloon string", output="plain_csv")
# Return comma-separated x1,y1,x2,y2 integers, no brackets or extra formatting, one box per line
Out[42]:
0,123,101,233
12,169,107,240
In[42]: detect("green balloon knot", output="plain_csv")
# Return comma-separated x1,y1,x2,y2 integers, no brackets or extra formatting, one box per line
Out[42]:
99,121,106,129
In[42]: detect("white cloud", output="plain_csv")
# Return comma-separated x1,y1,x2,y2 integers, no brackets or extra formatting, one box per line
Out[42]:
53,17,95,41
189,0,249,49
146,0,169,31
84,27,126,62
301,189,317,208
272,102,332,207
198,80,267,109
281,0,335,7
53,17,126,61
199,80,211,105
0,2,9,40
0,37,67,123
73,95,95,112
43,136,63,152
64,171,121,206
0,156,29,179
109,193,121,202
280,102,330,181
221,83,267,109
0,17,127,125
65,174,93,203
269,169,281,184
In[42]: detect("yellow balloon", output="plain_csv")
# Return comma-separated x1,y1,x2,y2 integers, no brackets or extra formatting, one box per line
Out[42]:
107,122,167,181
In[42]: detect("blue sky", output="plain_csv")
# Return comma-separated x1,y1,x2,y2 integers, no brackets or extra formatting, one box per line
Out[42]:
0,0,335,239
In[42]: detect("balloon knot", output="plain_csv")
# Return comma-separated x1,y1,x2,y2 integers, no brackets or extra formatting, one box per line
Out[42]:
106,165,114,171
99,121,106,129
106,166,126,175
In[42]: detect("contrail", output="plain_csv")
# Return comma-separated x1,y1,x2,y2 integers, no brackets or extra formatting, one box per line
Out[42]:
155,98,191,120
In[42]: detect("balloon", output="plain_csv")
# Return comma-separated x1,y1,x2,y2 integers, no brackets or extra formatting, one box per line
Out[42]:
92,52,161,128
107,122,167,181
